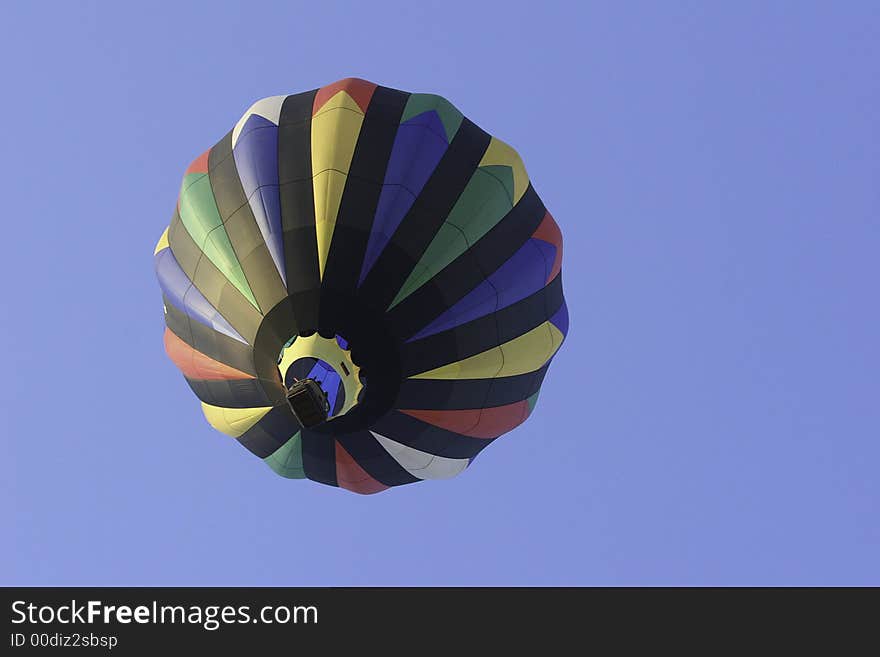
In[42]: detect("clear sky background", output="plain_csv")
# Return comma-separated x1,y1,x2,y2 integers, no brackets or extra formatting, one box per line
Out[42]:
2,2,878,585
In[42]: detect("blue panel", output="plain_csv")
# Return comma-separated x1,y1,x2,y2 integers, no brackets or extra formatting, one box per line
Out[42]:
233,114,286,285
359,111,450,284
154,247,247,343
407,238,557,342
549,300,569,337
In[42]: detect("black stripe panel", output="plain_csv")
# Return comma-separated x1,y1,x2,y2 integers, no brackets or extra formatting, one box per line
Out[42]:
162,295,256,376
185,378,274,409
336,431,420,487
319,86,409,335
301,430,338,486
387,185,546,340
400,274,565,377
370,411,496,460
394,364,550,412
168,209,263,344
252,296,300,388
209,131,287,313
357,118,491,316
278,90,320,334
237,405,300,458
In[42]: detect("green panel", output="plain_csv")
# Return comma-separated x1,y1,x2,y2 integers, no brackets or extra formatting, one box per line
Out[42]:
400,94,463,142
526,390,541,414
263,432,305,479
178,173,260,310
478,165,515,206
389,168,513,307
179,174,221,245
389,222,468,308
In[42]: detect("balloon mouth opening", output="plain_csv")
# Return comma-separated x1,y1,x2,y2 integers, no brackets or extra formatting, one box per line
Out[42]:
276,332,365,423
253,296,402,434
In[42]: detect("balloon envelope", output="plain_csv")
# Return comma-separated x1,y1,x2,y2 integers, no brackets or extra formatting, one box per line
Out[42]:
155,78,568,494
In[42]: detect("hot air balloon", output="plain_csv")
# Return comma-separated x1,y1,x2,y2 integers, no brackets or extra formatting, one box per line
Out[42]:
154,78,568,494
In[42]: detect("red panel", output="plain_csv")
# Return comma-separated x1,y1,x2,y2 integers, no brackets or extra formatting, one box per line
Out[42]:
400,401,530,439
532,211,563,283
313,78,377,115
184,149,210,176
163,328,255,381
334,442,388,495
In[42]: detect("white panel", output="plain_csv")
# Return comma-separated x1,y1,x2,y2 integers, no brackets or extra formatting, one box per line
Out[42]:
371,431,469,480
232,95,287,147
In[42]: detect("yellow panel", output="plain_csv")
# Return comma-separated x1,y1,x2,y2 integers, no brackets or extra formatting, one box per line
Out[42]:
311,91,366,278
479,138,529,203
412,339,504,381
154,227,170,255
312,169,349,278
410,321,564,380
494,322,565,378
201,403,272,438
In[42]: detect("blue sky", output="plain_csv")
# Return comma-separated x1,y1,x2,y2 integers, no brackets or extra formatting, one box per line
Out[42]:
3,1,878,585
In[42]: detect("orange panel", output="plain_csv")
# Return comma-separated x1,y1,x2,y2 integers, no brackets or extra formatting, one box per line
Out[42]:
184,149,210,176
532,211,563,283
400,401,531,439
313,78,376,115
163,328,254,381
334,442,388,495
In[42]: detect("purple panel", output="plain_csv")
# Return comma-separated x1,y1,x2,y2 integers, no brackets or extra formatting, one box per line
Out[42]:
549,300,569,337
383,112,449,190
495,240,556,308
358,111,450,284
407,239,556,342
233,114,286,285
154,249,247,343
402,109,451,135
